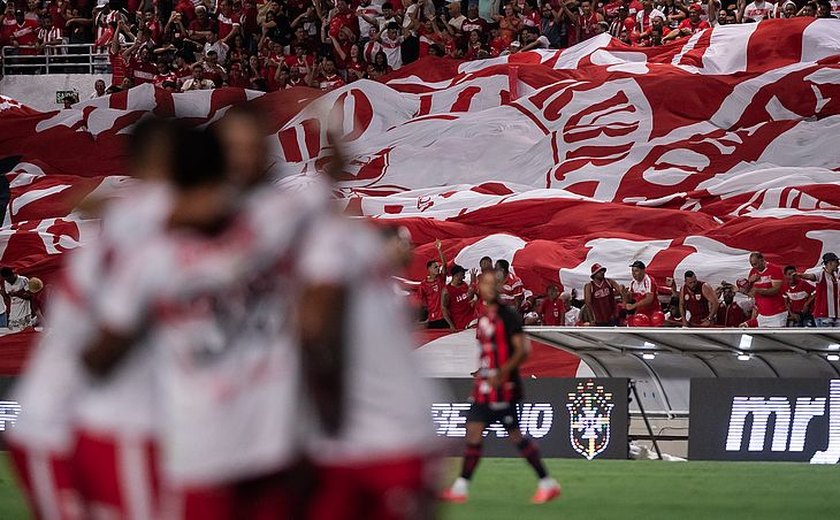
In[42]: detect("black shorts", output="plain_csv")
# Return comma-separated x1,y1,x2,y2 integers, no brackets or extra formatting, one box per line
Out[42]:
466,402,520,430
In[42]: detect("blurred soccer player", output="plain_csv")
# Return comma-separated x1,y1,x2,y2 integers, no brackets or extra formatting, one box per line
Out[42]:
297,179,440,520
441,271,561,505
7,117,178,520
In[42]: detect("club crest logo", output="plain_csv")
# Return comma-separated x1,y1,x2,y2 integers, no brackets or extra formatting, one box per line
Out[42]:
566,380,615,460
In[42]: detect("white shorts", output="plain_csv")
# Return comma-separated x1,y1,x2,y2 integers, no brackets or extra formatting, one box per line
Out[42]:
757,312,787,328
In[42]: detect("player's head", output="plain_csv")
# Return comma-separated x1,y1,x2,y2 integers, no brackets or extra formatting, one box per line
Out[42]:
168,125,231,233
722,284,735,305
783,265,797,283
684,270,697,289
129,116,178,181
547,284,559,299
479,256,493,272
824,252,839,272
749,252,765,271
451,264,466,283
478,270,498,304
216,105,270,190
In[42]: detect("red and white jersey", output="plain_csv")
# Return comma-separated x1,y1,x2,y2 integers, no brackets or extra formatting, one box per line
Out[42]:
317,73,346,91
297,213,438,464
630,273,658,316
380,32,403,69
96,186,311,487
749,262,786,317
498,273,524,307
812,269,839,319
743,1,775,21
784,278,815,314
10,183,172,450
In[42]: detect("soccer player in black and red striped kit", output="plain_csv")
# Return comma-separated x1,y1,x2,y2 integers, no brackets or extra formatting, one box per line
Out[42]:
441,271,561,504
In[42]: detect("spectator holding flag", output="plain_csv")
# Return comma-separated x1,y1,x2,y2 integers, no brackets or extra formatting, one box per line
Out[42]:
799,252,839,327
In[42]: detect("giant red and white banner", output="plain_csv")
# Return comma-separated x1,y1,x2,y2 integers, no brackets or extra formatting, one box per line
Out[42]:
0,19,838,361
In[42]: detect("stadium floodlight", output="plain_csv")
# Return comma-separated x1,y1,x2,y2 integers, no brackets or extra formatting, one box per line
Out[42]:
829,344,840,351
642,353,656,360
737,354,751,361
827,354,840,362
739,335,753,350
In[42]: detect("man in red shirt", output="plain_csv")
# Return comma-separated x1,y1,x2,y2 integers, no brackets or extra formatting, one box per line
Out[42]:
309,56,345,91
10,9,39,55
496,259,524,310
539,284,566,326
747,252,787,327
418,239,447,328
443,265,475,331
784,265,815,327
664,3,709,41
584,263,621,326
715,285,747,327
626,260,659,319
441,271,561,505
800,252,839,328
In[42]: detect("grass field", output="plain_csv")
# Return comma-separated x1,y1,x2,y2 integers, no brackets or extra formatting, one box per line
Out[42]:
1,456,839,519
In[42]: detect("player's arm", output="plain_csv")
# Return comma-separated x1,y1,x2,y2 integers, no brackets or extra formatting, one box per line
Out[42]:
298,282,347,436
636,289,655,309
798,272,817,282
803,290,816,313
702,282,719,326
493,331,528,387
441,288,456,331
435,238,446,276
679,287,688,326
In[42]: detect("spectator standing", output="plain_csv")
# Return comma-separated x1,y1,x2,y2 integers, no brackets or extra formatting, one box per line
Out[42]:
800,252,839,327
419,239,448,328
715,284,747,327
496,259,525,310
443,265,475,331
679,270,718,327
584,263,621,326
2,267,31,331
741,0,776,21
626,260,658,319
539,284,566,326
783,265,815,327
182,63,215,89
89,78,106,98
746,251,787,327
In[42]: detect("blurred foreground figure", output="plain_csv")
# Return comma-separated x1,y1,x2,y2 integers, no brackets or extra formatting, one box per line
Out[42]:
6,117,180,520
296,151,441,520
440,271,561,505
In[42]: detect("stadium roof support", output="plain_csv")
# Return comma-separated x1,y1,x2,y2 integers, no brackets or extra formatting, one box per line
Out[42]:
524,328,840,417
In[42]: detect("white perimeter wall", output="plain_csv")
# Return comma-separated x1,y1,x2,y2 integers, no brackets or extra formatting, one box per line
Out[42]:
0,74,110,111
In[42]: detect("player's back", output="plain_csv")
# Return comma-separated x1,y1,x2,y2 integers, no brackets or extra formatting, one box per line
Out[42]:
298,213,439,464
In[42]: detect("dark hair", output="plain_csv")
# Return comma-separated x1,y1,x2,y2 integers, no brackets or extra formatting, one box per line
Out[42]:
0,267,13,278
387,21,399,31
684,270,696,278
171,126,227,189
451,265,466,276
382,2,393,9
496,259,510,273
426,260,438,269
480,256,492,264
784,265,796,273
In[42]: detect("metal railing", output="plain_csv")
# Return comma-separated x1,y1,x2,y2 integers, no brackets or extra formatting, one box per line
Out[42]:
1,43,113,76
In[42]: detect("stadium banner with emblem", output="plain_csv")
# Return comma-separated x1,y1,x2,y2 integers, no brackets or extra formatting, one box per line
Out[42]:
689,378,840,463
434,378,629,459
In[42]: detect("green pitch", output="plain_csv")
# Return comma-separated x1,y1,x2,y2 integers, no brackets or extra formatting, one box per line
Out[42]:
1,456,839,519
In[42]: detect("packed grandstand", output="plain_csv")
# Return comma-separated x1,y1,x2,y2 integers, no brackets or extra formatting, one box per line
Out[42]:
0,4,839,519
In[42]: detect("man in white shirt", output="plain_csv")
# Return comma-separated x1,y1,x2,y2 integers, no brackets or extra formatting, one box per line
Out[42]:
378,21,404,69
182,64,215,90
203,30,229,64
636,0,665,32
742,0,775,21
356,0,383,41
448,0,467,32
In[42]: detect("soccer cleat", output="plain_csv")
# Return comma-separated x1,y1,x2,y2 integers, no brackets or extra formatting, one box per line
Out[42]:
531,482,562,504
439,488,468,504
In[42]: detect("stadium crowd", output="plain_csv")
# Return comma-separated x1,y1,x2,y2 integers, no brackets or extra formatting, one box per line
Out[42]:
415,247,840,330
1,0,838,92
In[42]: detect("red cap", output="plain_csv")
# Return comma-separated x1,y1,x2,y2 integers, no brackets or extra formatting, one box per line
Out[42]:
689,3,703,12
590,263,606,277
